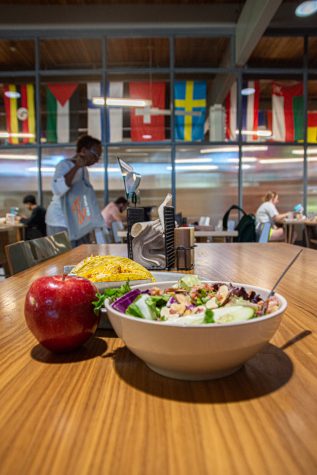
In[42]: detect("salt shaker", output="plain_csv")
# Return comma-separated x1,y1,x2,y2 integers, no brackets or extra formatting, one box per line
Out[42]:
174,227,195,270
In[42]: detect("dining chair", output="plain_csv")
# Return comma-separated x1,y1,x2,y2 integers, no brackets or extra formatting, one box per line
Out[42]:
5,241,37,275
112,221,125,243
257,223,271,243
30,232,71,262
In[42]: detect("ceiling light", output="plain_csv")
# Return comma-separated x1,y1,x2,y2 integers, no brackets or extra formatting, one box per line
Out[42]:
0,132,35,138
234,164,252,170
175,158,213,164
92,97,152,108
28,167,55,172
166,165,218,171
0,154,37,160
88,167,120,173
295,1,317,17
4,91,21,99
200,145,268,154
142,135,152,140
236,129,272,137
259,158,303,164
241,87,255,96
292,148,317,155
260,157,317,164
227,157,258,163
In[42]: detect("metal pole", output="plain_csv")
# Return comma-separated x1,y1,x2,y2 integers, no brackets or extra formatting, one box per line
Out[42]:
237,70,243,210
303,36,308,215
170,36,176,209
35,37,43,206
101,36,109,206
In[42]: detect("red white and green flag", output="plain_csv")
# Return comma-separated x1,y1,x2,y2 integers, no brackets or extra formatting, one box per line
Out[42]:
46,83,79,143
3,84,36,144
272,83,304,142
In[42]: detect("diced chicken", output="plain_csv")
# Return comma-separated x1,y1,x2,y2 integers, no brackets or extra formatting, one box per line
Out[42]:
206,297,218,309
216,285,229,304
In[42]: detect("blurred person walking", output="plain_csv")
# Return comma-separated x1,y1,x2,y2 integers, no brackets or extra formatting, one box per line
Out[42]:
46,135,104,247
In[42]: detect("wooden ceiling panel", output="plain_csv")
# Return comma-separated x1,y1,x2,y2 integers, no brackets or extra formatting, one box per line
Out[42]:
249,37,304,68
0,0,243,4
40,39,101,69
175,37,229,67
0,40,34,71
107,38,169,68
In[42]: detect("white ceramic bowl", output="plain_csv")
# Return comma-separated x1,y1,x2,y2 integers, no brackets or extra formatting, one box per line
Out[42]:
105,281,287,381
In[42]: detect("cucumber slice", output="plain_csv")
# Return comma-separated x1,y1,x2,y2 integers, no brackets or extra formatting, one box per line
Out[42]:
213,306,255,324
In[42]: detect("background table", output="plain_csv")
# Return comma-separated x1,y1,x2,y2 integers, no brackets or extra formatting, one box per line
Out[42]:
117,229,238,242
0,243,317,475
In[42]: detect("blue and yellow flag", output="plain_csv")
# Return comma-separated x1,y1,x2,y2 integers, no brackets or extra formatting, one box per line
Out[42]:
174,80,206,141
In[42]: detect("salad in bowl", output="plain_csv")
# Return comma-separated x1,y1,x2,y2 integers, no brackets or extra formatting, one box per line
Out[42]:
100,275,281,326
101,276,287,380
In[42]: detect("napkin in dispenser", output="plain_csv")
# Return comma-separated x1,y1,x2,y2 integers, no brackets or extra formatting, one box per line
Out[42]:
131,194,172,269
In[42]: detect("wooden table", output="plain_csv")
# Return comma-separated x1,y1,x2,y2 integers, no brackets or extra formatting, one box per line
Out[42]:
282,219,305,244
117,229,238,243
0,222,25,242
194,229,238,242
1,244,317,475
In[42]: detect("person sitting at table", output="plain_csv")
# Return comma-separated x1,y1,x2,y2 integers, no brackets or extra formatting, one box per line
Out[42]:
17,195,46,240
255,191,290,242
101,197,128,231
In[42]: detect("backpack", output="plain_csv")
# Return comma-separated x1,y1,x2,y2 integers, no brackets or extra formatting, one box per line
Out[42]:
222,205,257,243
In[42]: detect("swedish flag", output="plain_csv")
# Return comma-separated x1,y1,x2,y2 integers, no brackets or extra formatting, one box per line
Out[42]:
174,80,207,141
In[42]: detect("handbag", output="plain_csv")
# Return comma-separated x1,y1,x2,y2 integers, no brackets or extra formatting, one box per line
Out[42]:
61,168,104,241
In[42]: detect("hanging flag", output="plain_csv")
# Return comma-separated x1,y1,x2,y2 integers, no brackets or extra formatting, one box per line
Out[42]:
108,82,123,142
46,83,79,143
174,81,206,141
307,112,317,143
225,82,237,141
242,80,259,141
129,82,166,141
87,82,103,140
272,82,304,142
3,84,35,145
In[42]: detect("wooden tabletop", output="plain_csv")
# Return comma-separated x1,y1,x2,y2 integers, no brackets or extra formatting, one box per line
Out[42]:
1,243,317,475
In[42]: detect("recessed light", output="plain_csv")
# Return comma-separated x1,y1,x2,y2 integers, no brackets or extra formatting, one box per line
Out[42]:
4,91,21,99
241,87,255,96
295,1,317,17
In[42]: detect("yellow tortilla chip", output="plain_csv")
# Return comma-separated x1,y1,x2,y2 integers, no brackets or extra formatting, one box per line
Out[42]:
71,255,155,283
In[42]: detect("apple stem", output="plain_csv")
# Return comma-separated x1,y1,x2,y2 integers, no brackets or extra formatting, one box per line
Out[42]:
62,274,66,281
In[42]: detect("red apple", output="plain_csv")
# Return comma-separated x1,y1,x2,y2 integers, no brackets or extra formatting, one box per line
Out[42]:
24,275,99,352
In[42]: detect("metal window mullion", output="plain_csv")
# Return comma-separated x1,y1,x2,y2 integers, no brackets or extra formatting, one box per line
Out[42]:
35,37,43,206
102,36,109,206
170,36,176,209
303,36,308,215
237,70,243,210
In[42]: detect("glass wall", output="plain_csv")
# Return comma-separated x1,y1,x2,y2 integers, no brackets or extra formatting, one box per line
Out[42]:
175,145,238,224
0,33,316,223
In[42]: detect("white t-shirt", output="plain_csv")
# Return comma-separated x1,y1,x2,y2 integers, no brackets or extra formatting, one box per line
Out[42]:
256,201,278,225
46,159,90,227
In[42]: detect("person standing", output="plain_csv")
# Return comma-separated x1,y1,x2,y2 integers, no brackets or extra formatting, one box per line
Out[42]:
45,135,103,247
17,195,46,240
101,196,128,230
255,191,290,241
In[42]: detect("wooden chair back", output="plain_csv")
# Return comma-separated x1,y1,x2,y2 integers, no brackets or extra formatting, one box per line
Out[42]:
30,232,72,261
5,241,37,275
